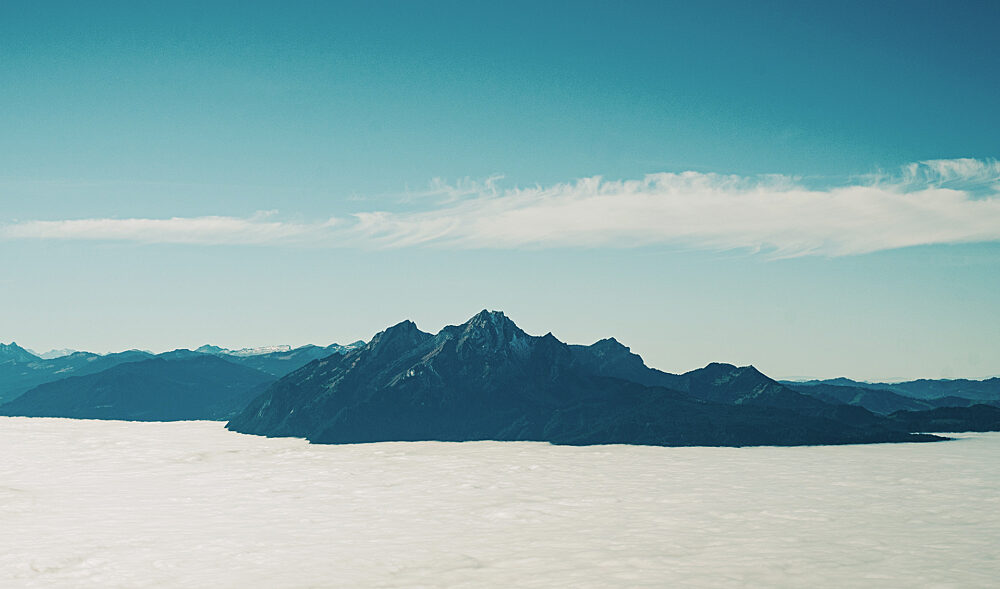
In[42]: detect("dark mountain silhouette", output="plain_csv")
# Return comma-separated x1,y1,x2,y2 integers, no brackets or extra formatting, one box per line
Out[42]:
227,310,939,447
0,355,275,421
0,344,154,405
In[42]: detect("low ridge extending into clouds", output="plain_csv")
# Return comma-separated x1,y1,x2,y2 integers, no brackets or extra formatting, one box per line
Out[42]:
4,158,999,257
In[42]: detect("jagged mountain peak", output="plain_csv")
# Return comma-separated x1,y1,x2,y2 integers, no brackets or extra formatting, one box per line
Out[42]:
379,318,422,336
691,362,770,385
588,337,632,355
464,309,521,332
0,342,40,364
195,344,227,355
702,361,739,371
449,310,534,357
366,320,432,354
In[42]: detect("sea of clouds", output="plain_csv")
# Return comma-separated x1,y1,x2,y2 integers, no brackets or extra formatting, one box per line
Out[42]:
1,418,997,588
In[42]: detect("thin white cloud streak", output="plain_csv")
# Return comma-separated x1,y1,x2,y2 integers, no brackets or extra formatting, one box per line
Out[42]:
2,212,337,246
3,158,1000,257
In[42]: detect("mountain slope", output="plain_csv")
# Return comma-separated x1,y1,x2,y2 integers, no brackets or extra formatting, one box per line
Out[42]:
0,355,275,421
228,310,937,447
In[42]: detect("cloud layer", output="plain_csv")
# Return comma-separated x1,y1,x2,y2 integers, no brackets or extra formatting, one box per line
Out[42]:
4,158,1000,257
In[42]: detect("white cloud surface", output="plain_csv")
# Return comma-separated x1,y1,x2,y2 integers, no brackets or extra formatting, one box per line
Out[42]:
4,158,1000,257
2,418,999,588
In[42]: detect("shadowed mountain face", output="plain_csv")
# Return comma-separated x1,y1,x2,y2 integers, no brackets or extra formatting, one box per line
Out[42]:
0,344,154,405
0,355,275,421
227,311,939,447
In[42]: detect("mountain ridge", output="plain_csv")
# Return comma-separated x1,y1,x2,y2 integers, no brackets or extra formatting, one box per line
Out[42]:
0,355,276,421
0,340,362,405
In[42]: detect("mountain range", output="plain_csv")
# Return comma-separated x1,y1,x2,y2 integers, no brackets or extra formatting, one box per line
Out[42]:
1,355,275,421
0,340,363,406
781,378,1000,414
0,344,155,405
25,347,80,360
4,311,999,446
226,310,950,446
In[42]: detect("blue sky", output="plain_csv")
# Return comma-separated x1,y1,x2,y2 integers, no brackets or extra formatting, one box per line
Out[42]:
2,1,999,380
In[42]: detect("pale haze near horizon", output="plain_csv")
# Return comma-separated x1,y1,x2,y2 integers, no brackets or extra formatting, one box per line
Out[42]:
2,1,999,381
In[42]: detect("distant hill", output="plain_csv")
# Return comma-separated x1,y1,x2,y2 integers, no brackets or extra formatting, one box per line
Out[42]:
227,310,938,447
785,377,1000,401
887,405,1000,433
782,382,1000,414
0,339,364,405
0,343,153,404
0,355,275,421
887,378,1000,401
783,377,1000,415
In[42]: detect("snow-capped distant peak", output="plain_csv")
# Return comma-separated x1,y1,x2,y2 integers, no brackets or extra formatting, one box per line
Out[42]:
36,348,81,360
228,345,293,357
197,344,294,357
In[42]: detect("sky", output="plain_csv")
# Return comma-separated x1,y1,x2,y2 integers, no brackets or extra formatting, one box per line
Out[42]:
2,0,999,380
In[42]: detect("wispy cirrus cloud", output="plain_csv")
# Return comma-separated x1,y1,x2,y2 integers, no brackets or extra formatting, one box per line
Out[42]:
872,158,1000,195
4,158,1000,257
